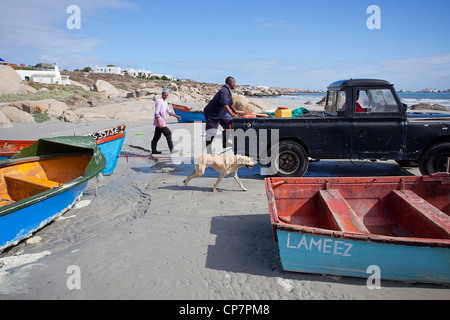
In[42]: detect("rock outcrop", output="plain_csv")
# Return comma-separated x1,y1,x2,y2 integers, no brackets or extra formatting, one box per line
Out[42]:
0,110,13,128
0,66,27,95
410,103,447,111
94,79,124,98
0,106,35,123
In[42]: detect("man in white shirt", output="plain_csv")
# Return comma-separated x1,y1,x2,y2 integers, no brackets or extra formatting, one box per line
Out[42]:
151,88,181,154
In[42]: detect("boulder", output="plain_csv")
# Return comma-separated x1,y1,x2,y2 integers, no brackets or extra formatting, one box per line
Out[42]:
10,100,50,114
1,106,35,123
248,100,273,112
8,99,69,117
46,100,69,117
94,80,120,97
0,110,13,128
24,85,38,94
0,66,27,95
168,82,178,92
60,110,79,123
232,94,263,113
432,104,448,111
410,103,447,111
125,90,137,98
189,87,200,94
179,85,190,93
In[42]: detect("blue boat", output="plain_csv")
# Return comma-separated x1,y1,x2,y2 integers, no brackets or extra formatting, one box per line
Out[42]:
87,124,126,175
0,136,106,252
265,174,450,284
173,104,205,123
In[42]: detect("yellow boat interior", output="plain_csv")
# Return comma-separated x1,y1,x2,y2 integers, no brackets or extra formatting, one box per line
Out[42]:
0,155,91,208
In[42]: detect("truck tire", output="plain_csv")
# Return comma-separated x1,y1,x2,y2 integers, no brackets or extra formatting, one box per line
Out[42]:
419,142,450,175
271,141,309,177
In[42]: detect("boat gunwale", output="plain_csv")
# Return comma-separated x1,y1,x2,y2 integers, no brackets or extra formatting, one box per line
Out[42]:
0,152,105,217
95,132,125,145
265,175,450,249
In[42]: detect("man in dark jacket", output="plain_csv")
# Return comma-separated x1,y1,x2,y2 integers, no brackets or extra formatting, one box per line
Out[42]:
204,76,242,153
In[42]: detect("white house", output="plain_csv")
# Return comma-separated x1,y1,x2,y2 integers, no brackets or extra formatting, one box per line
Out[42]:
152,73,177,81
123,68,152,79
122,68,138,77
92,64,175,81
93,65,122,75
15,64,70,85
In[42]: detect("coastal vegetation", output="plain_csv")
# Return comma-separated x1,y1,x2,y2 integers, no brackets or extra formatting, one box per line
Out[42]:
0,84,96,105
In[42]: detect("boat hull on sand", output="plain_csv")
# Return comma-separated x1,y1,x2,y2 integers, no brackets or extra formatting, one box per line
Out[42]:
173,104,205,123
0,136,106,252
265,174,450,284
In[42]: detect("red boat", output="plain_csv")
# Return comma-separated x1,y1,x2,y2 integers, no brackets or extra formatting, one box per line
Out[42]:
266,174,450,283
0,140,35,159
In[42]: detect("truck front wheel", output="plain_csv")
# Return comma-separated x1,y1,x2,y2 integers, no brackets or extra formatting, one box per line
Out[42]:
419,142,450,175
271,141,309,177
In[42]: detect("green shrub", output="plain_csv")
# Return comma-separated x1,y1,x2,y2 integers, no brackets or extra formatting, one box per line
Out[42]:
33,110,51,123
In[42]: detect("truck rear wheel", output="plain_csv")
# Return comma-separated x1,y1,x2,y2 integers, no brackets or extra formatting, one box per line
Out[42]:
271,141,309,177
419,142,450,175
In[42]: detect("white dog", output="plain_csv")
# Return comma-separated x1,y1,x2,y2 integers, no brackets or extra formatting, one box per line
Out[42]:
184,154,256,192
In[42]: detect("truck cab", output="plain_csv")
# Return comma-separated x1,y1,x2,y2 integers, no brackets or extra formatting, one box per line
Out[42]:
231,79,450,177
325,79,407,160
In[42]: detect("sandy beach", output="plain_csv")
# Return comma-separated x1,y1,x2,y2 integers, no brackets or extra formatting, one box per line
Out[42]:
0,97,449,301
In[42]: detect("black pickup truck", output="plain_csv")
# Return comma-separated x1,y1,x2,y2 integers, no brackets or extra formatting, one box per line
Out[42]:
231,79,450,177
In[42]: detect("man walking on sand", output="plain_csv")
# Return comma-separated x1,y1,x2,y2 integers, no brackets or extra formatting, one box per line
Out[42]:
151,88,181,154
203,76,243,154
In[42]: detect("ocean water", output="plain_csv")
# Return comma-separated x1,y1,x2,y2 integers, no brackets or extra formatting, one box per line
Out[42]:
278,92,450,109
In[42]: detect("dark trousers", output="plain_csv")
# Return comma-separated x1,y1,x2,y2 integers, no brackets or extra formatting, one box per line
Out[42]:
205,116,232,153
152,126,174,153
152,126,172,143
205,116,232,143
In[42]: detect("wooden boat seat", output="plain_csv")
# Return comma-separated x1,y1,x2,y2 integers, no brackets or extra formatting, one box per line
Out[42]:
317,189,370,234
390,190,450,239
3,174,60,202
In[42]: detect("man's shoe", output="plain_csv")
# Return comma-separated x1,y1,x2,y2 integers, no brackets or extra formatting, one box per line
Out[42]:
151,141,162,154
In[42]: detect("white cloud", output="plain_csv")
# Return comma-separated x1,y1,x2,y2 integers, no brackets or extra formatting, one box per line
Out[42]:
0,0,135,67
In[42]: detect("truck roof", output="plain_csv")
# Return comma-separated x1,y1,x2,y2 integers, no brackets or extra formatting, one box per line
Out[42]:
328,79,393,88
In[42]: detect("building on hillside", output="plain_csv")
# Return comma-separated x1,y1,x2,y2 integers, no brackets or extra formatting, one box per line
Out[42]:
15,63,70,85
123,68,152,79
92,64,175,81
93,65,122,75
152,73,177,81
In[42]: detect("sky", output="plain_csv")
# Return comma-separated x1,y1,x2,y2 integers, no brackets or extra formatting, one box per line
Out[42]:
1,0,449,90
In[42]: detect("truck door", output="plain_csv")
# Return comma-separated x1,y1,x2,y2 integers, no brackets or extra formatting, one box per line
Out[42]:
351,88,406,159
